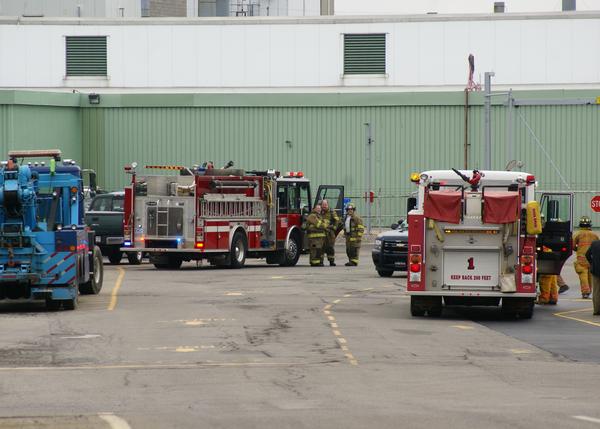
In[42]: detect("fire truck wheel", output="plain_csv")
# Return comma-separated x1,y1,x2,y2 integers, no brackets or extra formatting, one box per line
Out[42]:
230,232,247,269
410,296,426,317
80,246,104,295
280,233,301,267
502,297,534,319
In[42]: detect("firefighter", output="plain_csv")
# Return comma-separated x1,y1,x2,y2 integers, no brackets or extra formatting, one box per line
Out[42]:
538,246,559,305
343,203,364,266
306,204,329,267
573,216,599,299
320,199,340,266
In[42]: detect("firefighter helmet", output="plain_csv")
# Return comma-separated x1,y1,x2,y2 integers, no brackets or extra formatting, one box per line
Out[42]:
579,216,592,228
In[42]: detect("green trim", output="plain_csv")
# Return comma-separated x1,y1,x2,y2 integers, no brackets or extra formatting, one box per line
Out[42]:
0,90,80,107
1,89,599,109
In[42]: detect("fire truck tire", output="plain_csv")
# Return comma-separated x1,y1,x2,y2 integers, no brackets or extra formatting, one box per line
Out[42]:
502,297,534,319
230,232,247,269
280,233,301,267
410,296,426,317
127,251,143,265
80,246,104,295
377,270,394,277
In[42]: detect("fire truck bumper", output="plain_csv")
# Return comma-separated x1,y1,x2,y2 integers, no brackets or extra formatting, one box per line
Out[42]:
405,290,537,298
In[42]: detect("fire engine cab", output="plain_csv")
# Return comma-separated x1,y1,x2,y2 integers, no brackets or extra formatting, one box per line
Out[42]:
121,164,344,269
407,169,571,319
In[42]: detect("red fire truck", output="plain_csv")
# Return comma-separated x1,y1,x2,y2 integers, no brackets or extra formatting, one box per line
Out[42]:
407,169,572,319
121,164,344,269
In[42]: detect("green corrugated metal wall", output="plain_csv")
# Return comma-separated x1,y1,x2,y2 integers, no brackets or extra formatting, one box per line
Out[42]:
1,90,599,226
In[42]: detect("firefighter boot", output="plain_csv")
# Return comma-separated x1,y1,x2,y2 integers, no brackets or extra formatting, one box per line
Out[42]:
329,259,336,267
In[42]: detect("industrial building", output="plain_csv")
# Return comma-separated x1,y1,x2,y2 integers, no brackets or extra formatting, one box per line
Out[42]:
0,12,599,224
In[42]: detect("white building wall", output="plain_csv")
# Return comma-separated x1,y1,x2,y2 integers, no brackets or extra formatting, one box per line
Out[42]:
0,14,599,91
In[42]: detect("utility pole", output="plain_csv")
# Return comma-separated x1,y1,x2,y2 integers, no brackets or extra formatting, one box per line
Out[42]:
484,71,495,170
365,122,373,234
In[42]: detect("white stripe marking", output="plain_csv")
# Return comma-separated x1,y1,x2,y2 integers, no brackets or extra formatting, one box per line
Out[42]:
98,413,132,429
574,416,600,424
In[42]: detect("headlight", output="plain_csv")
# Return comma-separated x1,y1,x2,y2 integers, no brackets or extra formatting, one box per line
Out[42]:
374,239,382,249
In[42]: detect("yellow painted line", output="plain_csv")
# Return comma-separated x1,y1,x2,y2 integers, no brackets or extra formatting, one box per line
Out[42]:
574,415,600,424
330,322,338,328
323,310,331,315
361,288,374,292
324,304,332,310
98,413,132,429
333,299,341,304
344,294,351,298
337,338,347,344
327,316,335,321
554,307,600,328
333,330,342,336
225,292,243,296
451,325,474,330
271,276,285,279
107,268,125,311
340,345,349,352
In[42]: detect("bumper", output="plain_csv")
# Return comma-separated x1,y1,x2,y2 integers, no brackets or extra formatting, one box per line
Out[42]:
372,249,407,271
406,290,537,298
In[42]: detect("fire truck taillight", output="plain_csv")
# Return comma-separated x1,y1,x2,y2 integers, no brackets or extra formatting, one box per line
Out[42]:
195,242,204,249
410,263,421,273
520,255,534,283
526,175,535,184
409,254,422,282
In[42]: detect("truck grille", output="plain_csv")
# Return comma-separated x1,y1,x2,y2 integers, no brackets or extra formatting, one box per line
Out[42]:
383,240,407,254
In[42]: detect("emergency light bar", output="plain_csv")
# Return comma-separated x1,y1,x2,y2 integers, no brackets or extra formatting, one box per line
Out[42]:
145,165,185,170
8,149,62,160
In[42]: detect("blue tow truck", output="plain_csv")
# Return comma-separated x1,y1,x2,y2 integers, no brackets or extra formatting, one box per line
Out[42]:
0,150,103,310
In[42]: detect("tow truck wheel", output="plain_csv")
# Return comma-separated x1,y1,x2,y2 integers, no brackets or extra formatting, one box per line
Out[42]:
410,296,426,317
80,246,104,295
280,233,301,267
377,270,393,277
127,251,143,265
230,232,247,269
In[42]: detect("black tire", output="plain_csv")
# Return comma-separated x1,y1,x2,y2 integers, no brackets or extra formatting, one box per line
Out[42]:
280,233,301,267
167,256,183,269
427,297,443,317
80,246,104,295
377,270,394,277
154,263,169,269
127,251,143,265
503,297,534,319
230,232,247,269
107,249,123,265
410,296,426,317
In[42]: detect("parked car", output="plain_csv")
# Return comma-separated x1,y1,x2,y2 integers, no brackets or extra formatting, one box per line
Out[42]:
85,192,143,265
372,219,408,277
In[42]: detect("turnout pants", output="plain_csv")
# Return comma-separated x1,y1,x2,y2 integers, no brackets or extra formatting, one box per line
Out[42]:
323,233,336,263
309,238,324,266
346,241,361,265
539,275,558,304
574,257,592,295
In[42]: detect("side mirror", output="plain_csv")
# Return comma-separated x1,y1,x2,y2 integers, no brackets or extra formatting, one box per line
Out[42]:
391,223,399,230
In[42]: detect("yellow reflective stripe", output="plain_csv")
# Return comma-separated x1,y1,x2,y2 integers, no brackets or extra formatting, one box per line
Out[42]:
350,259,359,263
308,233,326,238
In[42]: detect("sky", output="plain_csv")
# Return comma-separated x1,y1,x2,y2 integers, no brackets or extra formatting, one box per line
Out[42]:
335,0,600,15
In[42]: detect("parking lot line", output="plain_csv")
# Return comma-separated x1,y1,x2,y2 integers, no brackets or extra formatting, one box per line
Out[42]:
98,413,132,429
107,268,125,311
554,308,600,328
573,415,600,425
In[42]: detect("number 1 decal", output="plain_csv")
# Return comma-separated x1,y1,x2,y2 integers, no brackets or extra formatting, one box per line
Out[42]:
467,257,475,270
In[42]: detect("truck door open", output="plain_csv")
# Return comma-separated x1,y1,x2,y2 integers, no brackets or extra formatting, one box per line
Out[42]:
313,185,345,217
536,192,573,275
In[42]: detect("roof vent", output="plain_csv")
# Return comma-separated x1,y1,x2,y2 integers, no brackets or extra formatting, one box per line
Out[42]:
563,0,576,11
494,2,505,13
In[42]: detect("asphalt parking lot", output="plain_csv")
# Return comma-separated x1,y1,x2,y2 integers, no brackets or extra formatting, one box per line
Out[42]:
0,247,599,429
